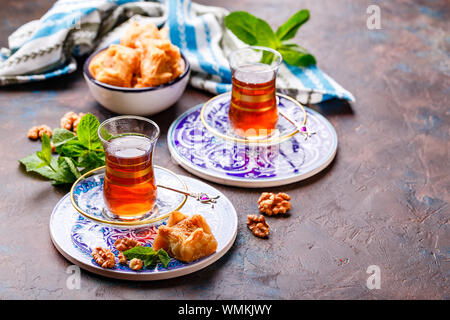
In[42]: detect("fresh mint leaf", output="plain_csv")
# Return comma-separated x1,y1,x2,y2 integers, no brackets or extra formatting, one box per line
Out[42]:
78,151,105,173
143,255,159,268
19,153,57,180
225,11,279,48
36,133,52,166
52,128,76,148
59,157,81,180
276,9,310,41
279,45,316,67
260,50,275,65
58,140,88,158
254,19,279,49
19,153,45,172
123,246,158,268
157,249,171,268
224,11,258,45
225,10,316,68
50,167,77,185
123,246,172,268
19,152,74,184
20,113,107,187
98,126,113,142
76,113,102,151
46,156,78,185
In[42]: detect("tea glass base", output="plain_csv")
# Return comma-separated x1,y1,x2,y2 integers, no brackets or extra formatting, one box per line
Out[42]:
102,206,160,222
230,127,280,141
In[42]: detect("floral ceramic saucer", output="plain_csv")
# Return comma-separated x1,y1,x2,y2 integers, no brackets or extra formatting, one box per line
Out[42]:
168,95,338,188
50,174,238,280
70,166,187,227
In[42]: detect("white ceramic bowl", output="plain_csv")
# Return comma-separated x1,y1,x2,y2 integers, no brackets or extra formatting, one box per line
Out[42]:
83,48,190,116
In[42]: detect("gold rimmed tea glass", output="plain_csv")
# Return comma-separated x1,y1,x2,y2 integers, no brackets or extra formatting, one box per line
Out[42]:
98,115,160,221
228,46,283,139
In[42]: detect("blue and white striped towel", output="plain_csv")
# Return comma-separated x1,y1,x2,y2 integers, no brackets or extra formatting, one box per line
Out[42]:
0,0,355,104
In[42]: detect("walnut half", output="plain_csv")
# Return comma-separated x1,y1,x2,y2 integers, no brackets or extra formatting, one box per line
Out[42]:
27,125,52,140
129,258,143,271
247,214,270,238
257,192,292,216
114,237,139,252
91,247,115,269
60,111,85,132
117,252,127,265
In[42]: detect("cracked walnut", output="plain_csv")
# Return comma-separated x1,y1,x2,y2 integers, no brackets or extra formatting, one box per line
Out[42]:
247,214,270,238
114,237,140,252
91,247,115,269
27,125,52,140
257,192,291,215
60,111,85,133
129,258,143,271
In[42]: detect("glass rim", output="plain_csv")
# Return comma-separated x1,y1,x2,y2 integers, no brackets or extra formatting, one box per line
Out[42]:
228,46,283,72
98,115,160,145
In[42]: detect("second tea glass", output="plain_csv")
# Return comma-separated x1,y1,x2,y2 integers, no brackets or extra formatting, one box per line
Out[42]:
228,46,283,139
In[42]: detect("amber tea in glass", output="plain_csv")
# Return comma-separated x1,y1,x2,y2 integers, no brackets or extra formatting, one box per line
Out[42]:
228,46,282,138
98,116,160,220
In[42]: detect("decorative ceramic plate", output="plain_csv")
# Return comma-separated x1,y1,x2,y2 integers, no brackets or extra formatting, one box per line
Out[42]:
168,94,338,188
70,166,187,226
50,175,238,281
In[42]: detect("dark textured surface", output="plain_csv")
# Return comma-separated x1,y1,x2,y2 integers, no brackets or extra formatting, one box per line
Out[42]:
0,0,448,299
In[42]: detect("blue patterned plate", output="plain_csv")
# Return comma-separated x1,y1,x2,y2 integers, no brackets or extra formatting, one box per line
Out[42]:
50,175,238,281
168,95,338,188
70,166,187,226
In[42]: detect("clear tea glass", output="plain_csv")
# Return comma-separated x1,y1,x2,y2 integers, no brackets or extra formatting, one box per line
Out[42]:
228,46,282,139
98,116,160,221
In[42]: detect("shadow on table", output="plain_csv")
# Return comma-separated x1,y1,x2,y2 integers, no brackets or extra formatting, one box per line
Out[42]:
308,98,354,116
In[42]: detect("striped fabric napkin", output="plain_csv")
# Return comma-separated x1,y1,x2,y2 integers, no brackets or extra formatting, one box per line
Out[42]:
0,0,354,104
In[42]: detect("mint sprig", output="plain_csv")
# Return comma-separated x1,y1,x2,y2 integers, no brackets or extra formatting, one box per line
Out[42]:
225,9,316,67
19,113,105,185
123,246,171,268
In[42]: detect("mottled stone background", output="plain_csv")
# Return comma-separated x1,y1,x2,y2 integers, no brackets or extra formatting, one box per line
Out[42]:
0,0,448,299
